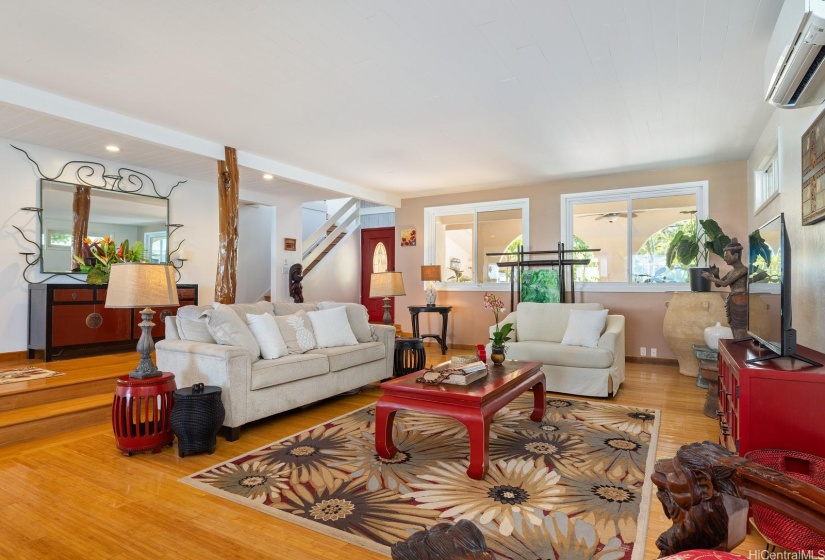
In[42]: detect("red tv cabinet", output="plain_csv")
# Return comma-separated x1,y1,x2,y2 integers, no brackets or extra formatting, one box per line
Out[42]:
717,338,825,457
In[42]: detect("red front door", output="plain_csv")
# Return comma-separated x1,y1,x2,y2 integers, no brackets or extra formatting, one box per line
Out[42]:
361,227,396,323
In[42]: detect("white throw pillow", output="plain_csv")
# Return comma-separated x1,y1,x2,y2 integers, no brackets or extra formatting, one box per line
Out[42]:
561,309,609,348
307,306,359,348
246,313,288,360
317,301,374,343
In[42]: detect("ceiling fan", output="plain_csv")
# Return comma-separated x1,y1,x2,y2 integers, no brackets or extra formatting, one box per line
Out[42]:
595,212,638,222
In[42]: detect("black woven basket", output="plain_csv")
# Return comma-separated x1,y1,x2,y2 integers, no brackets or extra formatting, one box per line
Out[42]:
170,384,225,457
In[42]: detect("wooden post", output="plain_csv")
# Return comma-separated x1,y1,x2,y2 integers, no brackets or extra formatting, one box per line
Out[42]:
215,147,239,304
71,186,91,271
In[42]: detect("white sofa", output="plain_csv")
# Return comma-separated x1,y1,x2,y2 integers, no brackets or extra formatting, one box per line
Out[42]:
156,301,395,440
487,302,625,397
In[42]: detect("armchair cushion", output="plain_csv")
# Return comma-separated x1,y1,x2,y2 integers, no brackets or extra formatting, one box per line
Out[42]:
505,341,615,369
517,302,604,342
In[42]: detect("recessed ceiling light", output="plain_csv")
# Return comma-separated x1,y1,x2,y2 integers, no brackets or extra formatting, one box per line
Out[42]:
263,173,274,180
105,145,120,152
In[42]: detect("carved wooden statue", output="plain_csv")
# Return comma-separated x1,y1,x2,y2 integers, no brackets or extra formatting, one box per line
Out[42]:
702,238,748,339
653,441,825,556
289,263,304,303
391,520,494,560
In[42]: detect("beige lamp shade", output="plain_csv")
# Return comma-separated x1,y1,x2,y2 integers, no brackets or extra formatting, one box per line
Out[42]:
420,265,442,282
369,271,406,298
105,263,179,308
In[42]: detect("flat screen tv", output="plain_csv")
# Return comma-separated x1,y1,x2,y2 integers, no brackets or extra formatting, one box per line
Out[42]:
747,213,821,366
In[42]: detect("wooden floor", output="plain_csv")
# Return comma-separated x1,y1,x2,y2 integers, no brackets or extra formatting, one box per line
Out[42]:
0,346,767,559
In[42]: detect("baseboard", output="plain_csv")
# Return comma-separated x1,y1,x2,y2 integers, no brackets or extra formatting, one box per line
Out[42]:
626,356,678,366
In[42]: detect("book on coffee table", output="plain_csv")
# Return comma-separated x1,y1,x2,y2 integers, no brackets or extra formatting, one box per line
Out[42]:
433,361,488,385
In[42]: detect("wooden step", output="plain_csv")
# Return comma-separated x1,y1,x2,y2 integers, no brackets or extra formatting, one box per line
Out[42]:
0,372,120,412
0,393,112,447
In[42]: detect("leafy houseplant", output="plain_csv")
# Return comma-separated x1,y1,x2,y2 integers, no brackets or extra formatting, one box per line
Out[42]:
72,236,145,284
665,212,731,291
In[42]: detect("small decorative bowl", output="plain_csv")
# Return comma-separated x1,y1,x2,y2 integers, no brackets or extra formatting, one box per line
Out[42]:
451,354,477,366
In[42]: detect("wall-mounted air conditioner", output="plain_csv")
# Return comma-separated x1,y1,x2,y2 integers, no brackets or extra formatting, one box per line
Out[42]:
765,0,825,108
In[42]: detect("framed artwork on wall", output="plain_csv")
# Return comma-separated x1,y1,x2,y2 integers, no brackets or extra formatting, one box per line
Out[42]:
802,110,825,225
400,226,417,246
284,238,296,251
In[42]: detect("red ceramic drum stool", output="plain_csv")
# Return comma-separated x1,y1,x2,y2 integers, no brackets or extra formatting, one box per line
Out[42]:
112,372,176,456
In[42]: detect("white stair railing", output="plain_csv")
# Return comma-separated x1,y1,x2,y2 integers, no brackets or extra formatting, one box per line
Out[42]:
302,198,359,272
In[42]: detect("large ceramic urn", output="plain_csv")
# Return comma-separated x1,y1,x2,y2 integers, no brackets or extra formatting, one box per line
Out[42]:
663,292,728,376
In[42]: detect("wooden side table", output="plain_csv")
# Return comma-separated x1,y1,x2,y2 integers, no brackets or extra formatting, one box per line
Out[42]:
170,384,225,457
112,372,176,456
408,305,452,354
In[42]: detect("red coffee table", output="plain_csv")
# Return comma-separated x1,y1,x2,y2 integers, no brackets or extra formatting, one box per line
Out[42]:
375,360,545,480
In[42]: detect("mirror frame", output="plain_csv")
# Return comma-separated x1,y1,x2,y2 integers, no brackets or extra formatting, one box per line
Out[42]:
37,179,171,274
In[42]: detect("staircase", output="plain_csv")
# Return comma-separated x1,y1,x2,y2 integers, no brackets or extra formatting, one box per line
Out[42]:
301,198,359,277
303,226,347,275
0,353,133,447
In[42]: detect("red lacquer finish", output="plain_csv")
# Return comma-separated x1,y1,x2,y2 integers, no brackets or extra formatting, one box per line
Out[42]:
376,360,545,479
718,339,825,457
112,373,176,456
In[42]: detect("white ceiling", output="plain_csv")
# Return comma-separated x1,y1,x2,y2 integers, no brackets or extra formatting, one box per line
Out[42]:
0,0,784,200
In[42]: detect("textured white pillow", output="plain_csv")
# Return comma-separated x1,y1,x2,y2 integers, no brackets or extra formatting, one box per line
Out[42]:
246,313,288,360
273,310,317,354
317,301,374,343
201,304,261,361
307,306,359,348
561,309,608,348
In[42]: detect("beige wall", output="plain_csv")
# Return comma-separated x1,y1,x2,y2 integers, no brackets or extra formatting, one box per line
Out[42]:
749,107,825,353
394,160,748,359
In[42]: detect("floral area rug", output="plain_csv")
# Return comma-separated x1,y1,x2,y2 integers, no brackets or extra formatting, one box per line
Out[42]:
0,366,64,385
181,395,660,559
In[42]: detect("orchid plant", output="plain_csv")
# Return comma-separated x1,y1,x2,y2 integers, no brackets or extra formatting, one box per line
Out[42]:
483,292,513,348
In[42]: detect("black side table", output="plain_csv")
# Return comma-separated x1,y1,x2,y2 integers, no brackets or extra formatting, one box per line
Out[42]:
394,338,426,377
170,384,225,457
408,305,452,354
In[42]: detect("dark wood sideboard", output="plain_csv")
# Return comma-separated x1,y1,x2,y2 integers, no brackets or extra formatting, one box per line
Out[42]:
28,283,198,362
717,338,825,457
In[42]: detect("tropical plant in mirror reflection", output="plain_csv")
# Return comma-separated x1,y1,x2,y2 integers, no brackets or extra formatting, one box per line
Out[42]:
72,236,145,284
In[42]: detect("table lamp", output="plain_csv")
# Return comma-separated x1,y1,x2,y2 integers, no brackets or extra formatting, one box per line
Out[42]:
420,265,441,306
105,263,178,378
370,271,405,325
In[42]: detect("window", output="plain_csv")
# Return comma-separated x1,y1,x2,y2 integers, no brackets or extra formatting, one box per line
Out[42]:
561,182,708,291
754,137,781,212
424,199,529,289
46,230,73,248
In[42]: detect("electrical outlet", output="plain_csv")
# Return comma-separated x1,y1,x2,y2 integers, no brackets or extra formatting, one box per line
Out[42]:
651,348,657,358
640,347,646,357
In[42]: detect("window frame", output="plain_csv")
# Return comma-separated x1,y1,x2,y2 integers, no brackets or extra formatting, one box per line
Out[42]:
754,132,781,214
424,198,530,292
560,181,708,293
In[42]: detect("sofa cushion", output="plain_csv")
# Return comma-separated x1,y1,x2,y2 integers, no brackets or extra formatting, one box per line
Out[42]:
317,301,375,343
307,341,386,372
250,353,329,389
561,309,608,348
175,315,215,343
202,304,261,362
307,306,359,348
247,313,288,359
505,341,614,369
272,302,319,316
224,301,273,321
274,310,317,354
517,302,604,343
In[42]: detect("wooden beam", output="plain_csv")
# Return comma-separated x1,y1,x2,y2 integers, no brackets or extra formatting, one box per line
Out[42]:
215,146,239,304
70,186,90,271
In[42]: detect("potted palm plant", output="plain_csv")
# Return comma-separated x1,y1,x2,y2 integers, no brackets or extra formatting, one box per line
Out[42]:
665,211,731,292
